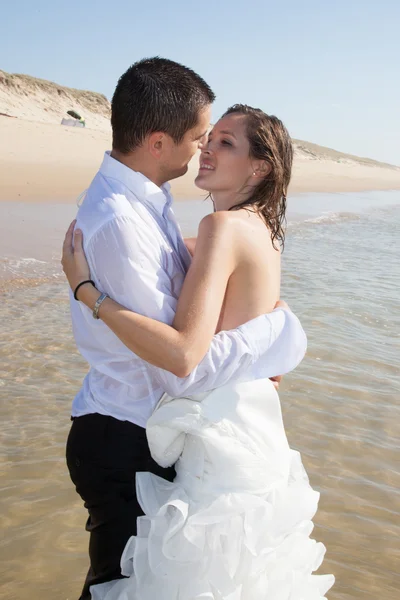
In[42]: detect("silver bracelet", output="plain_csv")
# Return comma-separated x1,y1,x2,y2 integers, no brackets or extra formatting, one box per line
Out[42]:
92,292,108,320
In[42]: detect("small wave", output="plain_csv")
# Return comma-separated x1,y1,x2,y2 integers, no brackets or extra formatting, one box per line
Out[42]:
1,257,47,269
0,257,49,277
303,211,361,224
287,211,362,231
0,257,62,290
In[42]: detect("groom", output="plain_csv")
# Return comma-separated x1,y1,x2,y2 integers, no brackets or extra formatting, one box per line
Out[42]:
65,57,306,599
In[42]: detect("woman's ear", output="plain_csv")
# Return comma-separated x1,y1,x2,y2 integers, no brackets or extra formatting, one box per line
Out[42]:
252,161,272,178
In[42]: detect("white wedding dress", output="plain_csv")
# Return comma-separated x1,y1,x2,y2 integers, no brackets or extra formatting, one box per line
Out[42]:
91,378,334,599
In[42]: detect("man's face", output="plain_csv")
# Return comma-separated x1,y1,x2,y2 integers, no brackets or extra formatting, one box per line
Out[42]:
159,106,211,182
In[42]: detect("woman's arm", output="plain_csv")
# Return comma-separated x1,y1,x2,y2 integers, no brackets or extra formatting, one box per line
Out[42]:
67,213,237,377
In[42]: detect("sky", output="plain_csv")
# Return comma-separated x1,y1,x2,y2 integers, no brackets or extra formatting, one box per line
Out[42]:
1,0,400,164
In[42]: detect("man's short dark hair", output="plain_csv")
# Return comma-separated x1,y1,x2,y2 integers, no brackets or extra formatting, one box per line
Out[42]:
111,57,215,153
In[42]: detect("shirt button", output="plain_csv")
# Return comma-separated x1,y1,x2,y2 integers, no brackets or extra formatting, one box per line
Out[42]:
75,458,81,467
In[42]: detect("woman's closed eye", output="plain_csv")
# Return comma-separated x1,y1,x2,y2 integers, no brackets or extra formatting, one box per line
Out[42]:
205,136,233,149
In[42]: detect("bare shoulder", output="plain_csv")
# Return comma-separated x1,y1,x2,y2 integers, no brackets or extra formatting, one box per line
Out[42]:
199,210,234,228
198,211,236,239
195,212,238,269
199,210,254,233
197,210,275,255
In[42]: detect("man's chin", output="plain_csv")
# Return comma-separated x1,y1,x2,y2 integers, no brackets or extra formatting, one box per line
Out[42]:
168,164,189,181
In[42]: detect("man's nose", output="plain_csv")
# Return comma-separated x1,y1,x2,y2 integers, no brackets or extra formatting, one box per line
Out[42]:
198,133,209,149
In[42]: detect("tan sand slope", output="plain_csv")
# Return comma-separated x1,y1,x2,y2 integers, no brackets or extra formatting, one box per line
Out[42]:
0,70,111,131
1,70,399,202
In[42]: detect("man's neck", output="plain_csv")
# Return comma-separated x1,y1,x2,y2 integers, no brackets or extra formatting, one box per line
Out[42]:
110,149,165,188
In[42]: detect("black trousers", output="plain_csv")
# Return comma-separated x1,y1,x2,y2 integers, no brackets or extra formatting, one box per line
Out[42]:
66,413,176,600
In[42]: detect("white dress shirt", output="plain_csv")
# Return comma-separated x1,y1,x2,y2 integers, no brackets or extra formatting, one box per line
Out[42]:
70,152,307,427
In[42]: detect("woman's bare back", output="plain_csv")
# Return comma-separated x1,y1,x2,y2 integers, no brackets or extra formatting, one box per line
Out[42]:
215,210,281,333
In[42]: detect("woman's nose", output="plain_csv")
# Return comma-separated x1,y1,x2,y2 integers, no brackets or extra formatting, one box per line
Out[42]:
200,144,212,155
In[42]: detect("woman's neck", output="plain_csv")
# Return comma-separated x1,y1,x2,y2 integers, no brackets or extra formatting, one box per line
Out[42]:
212,190,248,212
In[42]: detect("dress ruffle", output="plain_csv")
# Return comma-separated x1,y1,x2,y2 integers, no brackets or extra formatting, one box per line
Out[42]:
91,380,334,599
91,451,334,599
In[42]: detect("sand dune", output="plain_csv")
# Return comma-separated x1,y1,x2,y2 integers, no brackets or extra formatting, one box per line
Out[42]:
1,70,399,202
0,70,110,131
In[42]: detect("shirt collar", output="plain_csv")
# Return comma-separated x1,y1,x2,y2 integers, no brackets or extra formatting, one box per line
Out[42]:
99,151,172,216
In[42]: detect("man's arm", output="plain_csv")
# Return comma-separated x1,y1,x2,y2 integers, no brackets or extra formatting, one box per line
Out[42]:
85,215,178,323
184,237,197,257
75,213,240,376
82,217,306,395
150,307,306,397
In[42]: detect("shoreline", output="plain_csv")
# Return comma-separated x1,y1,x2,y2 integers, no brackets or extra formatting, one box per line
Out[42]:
1,117,400,203
1,190,399,296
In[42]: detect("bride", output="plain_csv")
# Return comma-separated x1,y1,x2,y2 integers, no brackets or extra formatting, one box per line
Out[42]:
62,104,334,599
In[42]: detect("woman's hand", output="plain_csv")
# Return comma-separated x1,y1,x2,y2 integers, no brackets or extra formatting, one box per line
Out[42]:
61,220,91,293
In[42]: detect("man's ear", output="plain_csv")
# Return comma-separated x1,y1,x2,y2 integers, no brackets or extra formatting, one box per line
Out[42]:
147,132,165,160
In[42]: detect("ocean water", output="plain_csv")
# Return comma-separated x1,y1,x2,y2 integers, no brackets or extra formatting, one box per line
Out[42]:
0,191,399,599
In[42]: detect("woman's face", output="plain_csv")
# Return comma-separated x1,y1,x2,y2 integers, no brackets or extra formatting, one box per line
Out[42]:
195,113,256,195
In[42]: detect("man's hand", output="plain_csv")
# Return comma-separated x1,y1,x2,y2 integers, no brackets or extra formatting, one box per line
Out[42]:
270,375,282,390
268,299,289,390
274,299,289,311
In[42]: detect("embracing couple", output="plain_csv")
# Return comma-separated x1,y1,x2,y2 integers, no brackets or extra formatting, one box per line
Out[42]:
61,57,334,599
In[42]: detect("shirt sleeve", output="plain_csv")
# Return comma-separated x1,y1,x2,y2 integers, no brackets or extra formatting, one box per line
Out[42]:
84,216,307,397
85,215,178,324
150,308,307,397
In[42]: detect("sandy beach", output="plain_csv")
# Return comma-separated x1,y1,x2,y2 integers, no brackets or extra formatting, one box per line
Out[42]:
1,68,400,203
1,116,400,203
